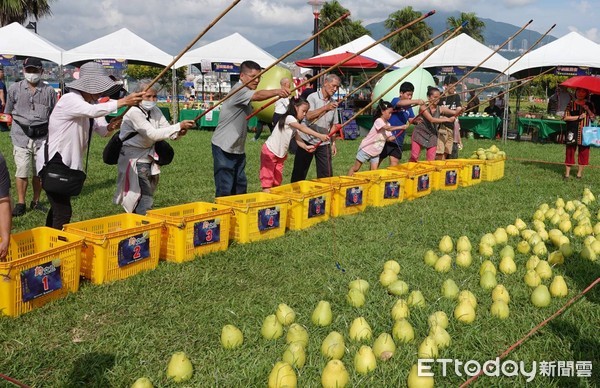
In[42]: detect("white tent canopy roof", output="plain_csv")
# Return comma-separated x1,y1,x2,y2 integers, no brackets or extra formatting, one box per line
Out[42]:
174,32,276,69
316,35,403,68
402,33,510,73
0,22,63,64
62,28,173,66
508,32,600,76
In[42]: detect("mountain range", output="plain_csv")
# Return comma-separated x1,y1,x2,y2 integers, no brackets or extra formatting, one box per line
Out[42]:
264,10,557,62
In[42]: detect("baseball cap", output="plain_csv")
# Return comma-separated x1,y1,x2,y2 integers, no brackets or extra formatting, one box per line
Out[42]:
23,57,43,69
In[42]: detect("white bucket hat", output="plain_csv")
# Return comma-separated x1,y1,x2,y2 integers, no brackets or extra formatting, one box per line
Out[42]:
66,62,121,96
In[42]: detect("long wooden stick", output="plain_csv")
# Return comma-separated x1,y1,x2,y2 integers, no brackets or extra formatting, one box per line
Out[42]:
466,23,557,110
308,25,459,126
116,0,243,119
245,10,437,120
192,11,351,122
451,19,532,90
310,22,464,148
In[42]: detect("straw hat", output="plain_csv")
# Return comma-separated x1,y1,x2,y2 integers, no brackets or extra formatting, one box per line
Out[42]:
66,62,121,96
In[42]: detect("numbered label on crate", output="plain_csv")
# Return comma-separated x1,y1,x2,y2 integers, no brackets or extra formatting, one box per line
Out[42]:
417,174,430,192
21,259,62,302
194,218,221,247
308,196,326,218
445,170,458,186
384,181,400,199
118,232,150,267
258,207,280,231
345,187,363,207
472,165,481,180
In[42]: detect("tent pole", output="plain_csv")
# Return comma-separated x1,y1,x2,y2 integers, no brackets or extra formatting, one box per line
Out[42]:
172,68,178,123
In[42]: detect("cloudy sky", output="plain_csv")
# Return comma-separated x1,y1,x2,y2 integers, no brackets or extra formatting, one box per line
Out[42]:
36,0,598,54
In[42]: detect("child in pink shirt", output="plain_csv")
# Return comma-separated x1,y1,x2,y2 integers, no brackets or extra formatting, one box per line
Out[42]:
348,101,406,175
260,98,328,191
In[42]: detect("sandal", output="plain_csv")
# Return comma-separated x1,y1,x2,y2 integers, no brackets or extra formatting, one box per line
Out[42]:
563,175,571,180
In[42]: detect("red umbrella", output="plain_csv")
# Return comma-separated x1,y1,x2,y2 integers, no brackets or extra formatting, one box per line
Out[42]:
295,52,379,69
560,75,600,94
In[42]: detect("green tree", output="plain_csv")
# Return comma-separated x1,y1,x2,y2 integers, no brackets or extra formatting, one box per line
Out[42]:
0,0,53,26
125,65,187,93
447,12,486,43
318,1,370,52
385,7,433,56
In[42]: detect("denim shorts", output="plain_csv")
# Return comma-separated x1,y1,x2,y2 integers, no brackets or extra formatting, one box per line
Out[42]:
356,148,379,164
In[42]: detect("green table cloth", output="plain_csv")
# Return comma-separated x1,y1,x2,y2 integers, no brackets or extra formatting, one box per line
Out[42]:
458,116,502,139
517,118,566,139
179,109,258,130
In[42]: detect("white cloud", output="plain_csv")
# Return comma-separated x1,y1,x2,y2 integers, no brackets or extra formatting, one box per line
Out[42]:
503,0,538,6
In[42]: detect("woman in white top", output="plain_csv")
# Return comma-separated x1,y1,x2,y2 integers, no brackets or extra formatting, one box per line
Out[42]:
38,62,144,229
259,98,328,191
114,83,195,214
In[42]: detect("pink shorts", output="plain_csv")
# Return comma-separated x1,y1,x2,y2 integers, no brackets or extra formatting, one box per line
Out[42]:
260,144,287,189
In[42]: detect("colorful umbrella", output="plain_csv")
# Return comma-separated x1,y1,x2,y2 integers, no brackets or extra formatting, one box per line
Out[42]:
560,75,600,94
295,52,379,69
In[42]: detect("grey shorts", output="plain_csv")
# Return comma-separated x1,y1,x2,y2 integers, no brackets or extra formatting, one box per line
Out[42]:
13,140,42,178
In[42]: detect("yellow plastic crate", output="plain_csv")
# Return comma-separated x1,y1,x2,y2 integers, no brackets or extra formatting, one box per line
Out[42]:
146,202,233,263
388,162,435,200
354,169,407,207
215,192,289,243
482,158,505,181
270,181,332,230
455,159,484,187
422,160,462,191
0,227,83,317
313,176,369,217
64,214,163,285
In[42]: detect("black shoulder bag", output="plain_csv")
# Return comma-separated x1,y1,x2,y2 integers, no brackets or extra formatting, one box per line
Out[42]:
40,119,93,197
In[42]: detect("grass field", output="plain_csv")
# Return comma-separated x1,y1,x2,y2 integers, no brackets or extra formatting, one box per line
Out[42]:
0,129,599,387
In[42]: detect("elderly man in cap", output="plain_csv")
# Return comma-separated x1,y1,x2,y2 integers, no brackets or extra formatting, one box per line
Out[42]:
4,57,56,216
37,61,144,229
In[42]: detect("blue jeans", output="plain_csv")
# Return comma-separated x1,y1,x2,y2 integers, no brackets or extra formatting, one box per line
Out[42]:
212,144,247,197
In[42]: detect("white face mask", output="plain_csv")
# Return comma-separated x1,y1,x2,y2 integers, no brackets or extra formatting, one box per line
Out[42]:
141,100,156,110
24,72,41,84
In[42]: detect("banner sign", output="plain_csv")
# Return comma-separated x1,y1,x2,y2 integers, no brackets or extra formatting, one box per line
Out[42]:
555,66,591,76
437,66,468,76
258,207,280,231
212,62,240,73
94,58,128,70
417,174,430,192
200,59,212,73
384,181,400,199
21,260,62,302
341,109,359,140
118,232,150,267
308,196,326,218
0,54,17,67
345,187,363,207
193,218,221,246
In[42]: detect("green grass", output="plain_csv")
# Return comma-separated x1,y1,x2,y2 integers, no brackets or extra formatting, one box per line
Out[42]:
0,130,599,387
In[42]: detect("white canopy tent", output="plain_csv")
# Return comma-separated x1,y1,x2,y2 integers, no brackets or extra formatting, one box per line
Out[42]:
401,33,510,74
174,32,277,69
315,35,403,68
508,31,600,77
0,22,63,64
62,28,173,66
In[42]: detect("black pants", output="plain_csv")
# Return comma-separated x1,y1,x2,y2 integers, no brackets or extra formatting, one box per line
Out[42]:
291,143,332,182
45,191,72,230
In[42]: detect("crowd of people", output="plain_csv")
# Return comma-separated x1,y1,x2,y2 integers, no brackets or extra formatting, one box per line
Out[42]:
0,57,597,254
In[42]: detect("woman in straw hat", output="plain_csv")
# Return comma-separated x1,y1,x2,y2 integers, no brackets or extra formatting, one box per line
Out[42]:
37,61,144,229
